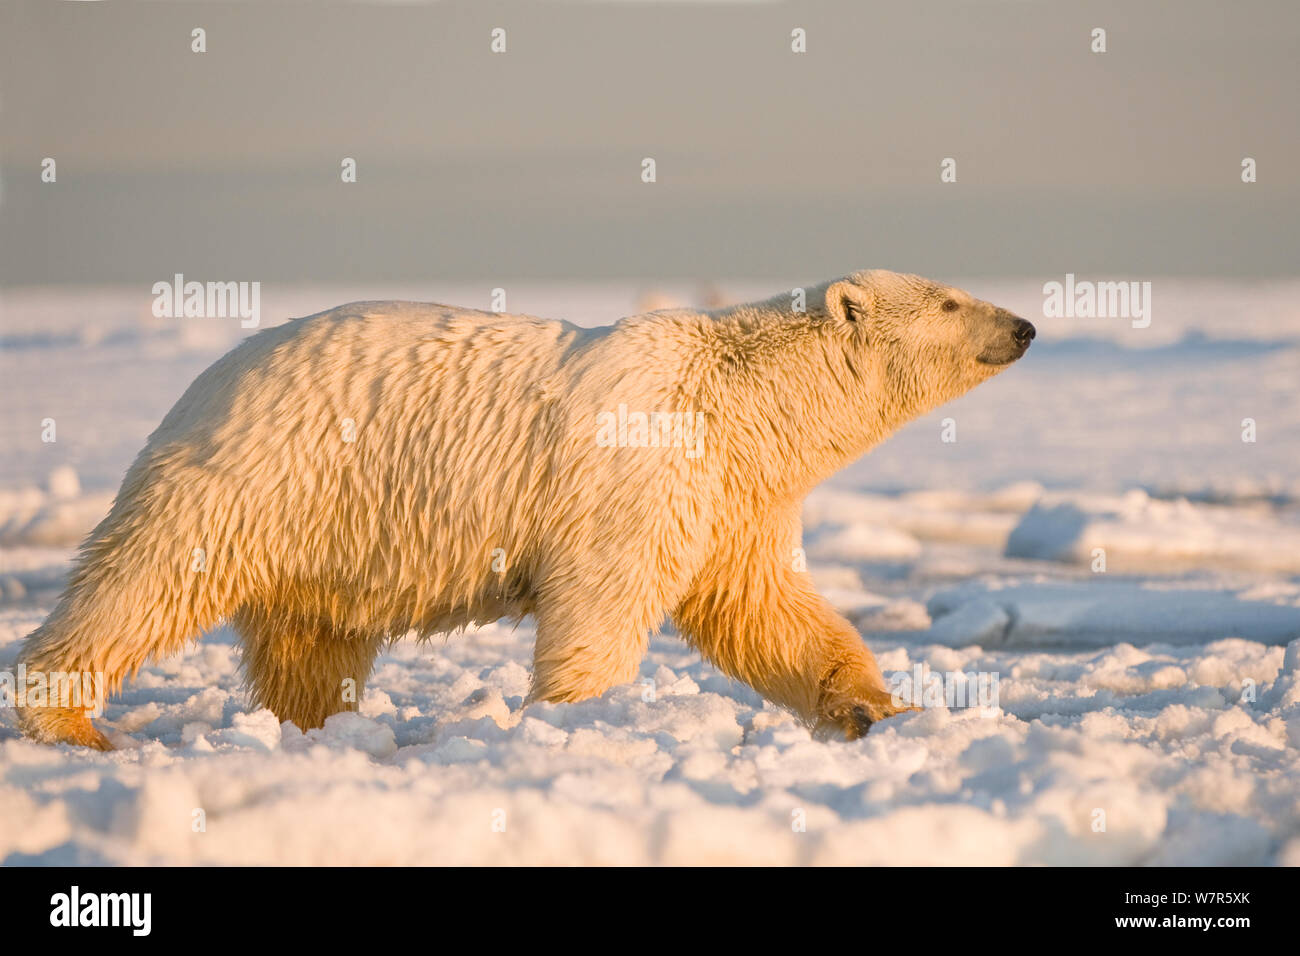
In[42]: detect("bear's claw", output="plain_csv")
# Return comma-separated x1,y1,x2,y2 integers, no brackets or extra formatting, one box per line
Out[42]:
814,688,919,741
849,705,876,738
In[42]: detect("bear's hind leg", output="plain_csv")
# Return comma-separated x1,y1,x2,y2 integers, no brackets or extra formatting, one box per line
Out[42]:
17,702,112,751
233,604,383,731
17,523,237,749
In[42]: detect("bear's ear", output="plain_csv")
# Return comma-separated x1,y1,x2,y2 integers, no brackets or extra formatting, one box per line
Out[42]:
824,280,872,324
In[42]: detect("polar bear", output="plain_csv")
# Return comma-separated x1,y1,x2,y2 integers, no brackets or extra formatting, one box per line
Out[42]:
16,270,1034,749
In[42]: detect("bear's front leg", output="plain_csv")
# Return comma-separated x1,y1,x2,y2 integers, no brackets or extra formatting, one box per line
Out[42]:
672,516,914,740
811,651,915,740
527,586,655,704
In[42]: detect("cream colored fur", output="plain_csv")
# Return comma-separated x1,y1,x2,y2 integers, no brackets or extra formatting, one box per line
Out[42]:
17,270,1029,749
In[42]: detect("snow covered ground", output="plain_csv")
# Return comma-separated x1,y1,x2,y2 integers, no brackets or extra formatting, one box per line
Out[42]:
1,279,1298,865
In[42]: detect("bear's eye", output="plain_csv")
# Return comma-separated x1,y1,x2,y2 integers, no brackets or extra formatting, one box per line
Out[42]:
941,299,959,313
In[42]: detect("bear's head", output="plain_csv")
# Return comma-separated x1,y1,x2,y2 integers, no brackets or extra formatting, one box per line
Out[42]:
821,269,1034,417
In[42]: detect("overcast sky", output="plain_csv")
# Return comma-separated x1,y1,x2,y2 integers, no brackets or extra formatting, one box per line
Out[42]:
2,0,1297,284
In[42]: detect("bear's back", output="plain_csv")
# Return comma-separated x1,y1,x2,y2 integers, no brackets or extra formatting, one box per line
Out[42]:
115,300,607,631
153,300,589,444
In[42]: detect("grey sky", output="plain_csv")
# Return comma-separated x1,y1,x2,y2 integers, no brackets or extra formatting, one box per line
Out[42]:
2,0,1297,283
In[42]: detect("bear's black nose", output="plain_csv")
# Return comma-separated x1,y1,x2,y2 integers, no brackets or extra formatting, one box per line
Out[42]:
1012,319,1036,347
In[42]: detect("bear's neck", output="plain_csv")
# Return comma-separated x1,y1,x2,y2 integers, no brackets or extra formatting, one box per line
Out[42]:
704,303,918,504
